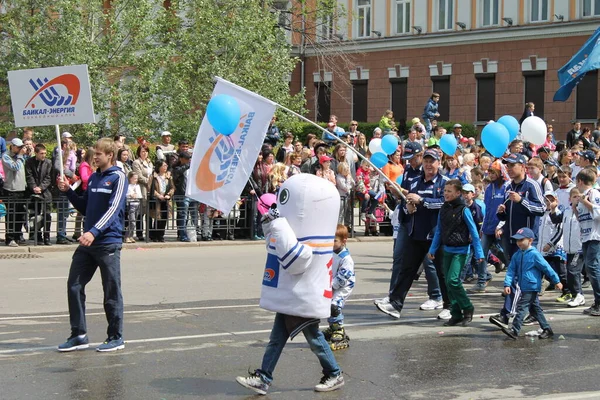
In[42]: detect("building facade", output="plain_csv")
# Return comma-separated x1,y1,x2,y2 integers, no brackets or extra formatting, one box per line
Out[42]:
287,0,600,137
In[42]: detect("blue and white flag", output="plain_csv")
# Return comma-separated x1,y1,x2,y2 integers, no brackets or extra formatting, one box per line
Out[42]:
554,27,600,102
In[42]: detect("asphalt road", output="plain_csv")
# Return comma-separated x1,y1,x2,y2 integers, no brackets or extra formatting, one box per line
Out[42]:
1,242,599,400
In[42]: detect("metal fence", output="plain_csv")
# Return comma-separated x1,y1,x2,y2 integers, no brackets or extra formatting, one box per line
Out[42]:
0,191,395,246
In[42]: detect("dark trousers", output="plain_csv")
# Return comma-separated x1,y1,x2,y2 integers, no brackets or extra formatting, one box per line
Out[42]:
5,191,26,243
566,253,584,296
31,199,51,241
67,244,124,339
500,240,521,318
511,290,550,334
546,255,567,294
150,201,168,240
389,237,448,312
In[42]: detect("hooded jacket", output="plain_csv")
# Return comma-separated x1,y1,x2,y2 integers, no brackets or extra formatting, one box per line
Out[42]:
504,247,560,292
497,177,545,239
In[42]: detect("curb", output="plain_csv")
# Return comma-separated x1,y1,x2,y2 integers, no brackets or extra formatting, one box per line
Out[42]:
5,236,394,254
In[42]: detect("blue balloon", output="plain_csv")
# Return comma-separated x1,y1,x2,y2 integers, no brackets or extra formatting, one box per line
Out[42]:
396,175,403,185
439,133,457,156
381,134,399,155
497,115,520,141
481,122,510,158
370,152,388,169
206,94,241,136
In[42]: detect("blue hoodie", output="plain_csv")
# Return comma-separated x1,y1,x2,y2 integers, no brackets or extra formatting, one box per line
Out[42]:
422,98,438,122
504,246,560,292
482,180,507,235
66,166,127,245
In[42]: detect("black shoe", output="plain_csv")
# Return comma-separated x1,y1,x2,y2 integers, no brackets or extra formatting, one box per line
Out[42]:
462,308,474,327
372,231,380,236
227,234,235,241
44,238,52,246
495,262,506,274
538,328,554,339
72,234,81,241
501,327,518,340
17,238,28,245
523,315,538,326
489,314,509,329
136,236,145,242
56,237,70,245
443,317,464,326
364,231,370,237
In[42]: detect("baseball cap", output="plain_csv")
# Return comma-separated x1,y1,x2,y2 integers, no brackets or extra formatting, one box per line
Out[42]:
341,132,349,138
411,117,421,125
453,123,462,129
161,131,172,137
61,132,72,138
402,142,423,160
544,190,557,199
462,184,476,193
319,155,333,164
10,138,24,147
423,149,440,161
178,151,191,159
511,227,535,240
503,153,527,164
579,150,596,163
543,158,559,168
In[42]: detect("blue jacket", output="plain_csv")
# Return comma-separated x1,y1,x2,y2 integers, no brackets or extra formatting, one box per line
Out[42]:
497,177,545,239
429,205,484,259
404,172,447,240
482,180,507,235
504,247,560,292
66,166,127,246
0,137,6,155
396,165,423,224
422,99,438,122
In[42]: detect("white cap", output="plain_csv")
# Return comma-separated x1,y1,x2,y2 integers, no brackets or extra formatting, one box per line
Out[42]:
161,131,171,136
61,132,72,138
10,138,24,147
544,191,557,198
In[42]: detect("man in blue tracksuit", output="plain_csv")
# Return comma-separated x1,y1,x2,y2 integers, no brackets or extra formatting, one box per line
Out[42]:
376,149,449,319
56,138,128,353
489,153,545,329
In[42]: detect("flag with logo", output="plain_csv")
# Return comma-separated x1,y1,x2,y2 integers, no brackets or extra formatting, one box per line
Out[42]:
186,78,276,213
554,27,600,102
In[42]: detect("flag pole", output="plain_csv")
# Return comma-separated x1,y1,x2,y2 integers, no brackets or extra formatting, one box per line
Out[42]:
55,124,64,178
276,104,407,202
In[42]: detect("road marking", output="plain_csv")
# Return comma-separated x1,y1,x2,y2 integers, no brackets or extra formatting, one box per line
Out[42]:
18,277,67,281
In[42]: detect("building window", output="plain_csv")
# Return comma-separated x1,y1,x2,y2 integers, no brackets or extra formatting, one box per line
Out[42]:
357,0,371,38
432,76,450,121
523,71,545,119
395,0,411,34
582,0,600,17
390,78,408,137
481,0,499,26
437,0,453,31
352,80,368,122
576,70,598,120
476,74,496,122
315,82,331,123
320,13,335,41
530,0,549,22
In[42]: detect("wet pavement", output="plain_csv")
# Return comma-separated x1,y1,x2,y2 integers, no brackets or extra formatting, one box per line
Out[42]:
1,243,599,399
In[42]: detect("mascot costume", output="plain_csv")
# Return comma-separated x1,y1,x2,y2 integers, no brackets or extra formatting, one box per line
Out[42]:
236,174,345,395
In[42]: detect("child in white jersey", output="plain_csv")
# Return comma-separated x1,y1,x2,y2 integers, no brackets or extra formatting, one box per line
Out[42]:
323,224,355,350
125,172,142,243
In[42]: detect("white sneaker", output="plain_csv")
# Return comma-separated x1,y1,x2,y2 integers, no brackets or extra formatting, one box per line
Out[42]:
314,374,344,392
437,309,451,320
374,296,390,305
375,302,400,319
8,240,18,247
567,293,586,307
420,299,443,310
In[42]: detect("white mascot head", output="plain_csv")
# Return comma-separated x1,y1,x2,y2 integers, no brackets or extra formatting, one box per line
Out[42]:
276,174,340,239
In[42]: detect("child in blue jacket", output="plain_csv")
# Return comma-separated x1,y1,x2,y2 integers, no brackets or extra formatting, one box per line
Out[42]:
501,227,563,340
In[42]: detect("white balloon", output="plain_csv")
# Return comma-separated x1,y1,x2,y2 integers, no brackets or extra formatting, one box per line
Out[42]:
521,116,547,145
368,138,382,154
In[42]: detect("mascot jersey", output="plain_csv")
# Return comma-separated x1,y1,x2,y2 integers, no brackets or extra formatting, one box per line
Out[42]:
260,174,340,319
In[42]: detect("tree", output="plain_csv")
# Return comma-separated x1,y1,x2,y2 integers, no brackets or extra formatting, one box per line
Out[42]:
0,0,305,144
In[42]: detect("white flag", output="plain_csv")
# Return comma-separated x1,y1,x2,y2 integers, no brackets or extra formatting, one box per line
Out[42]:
186,78,276,212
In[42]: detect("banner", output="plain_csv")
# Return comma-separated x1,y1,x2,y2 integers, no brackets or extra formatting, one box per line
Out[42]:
554,27,600,102
186,78,277,213
7,64,95,127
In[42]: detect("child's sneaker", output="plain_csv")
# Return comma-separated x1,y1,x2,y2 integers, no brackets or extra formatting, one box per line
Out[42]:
538,328,554,339
556,293,572,303
567,294,585,307
314,374,344,392
236,372,269,395
501,327,518,340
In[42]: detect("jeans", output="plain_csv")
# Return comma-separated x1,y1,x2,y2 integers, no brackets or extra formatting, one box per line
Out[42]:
443,252,473,319
359,190,378,215
511,290,550,334
545,255,567,293
127,202,140,239
566,253,584,296
176,197,198,239
257,313,341,384
423,256,442,301
67,243,124,339
389,237,448,312
582,240,600,304
479,234,506,285
56,194,69,238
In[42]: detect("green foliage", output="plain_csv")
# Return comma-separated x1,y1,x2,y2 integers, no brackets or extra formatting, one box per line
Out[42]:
0,0,305,144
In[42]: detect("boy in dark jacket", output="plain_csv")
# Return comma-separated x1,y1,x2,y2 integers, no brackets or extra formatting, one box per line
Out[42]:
501,228,562,340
